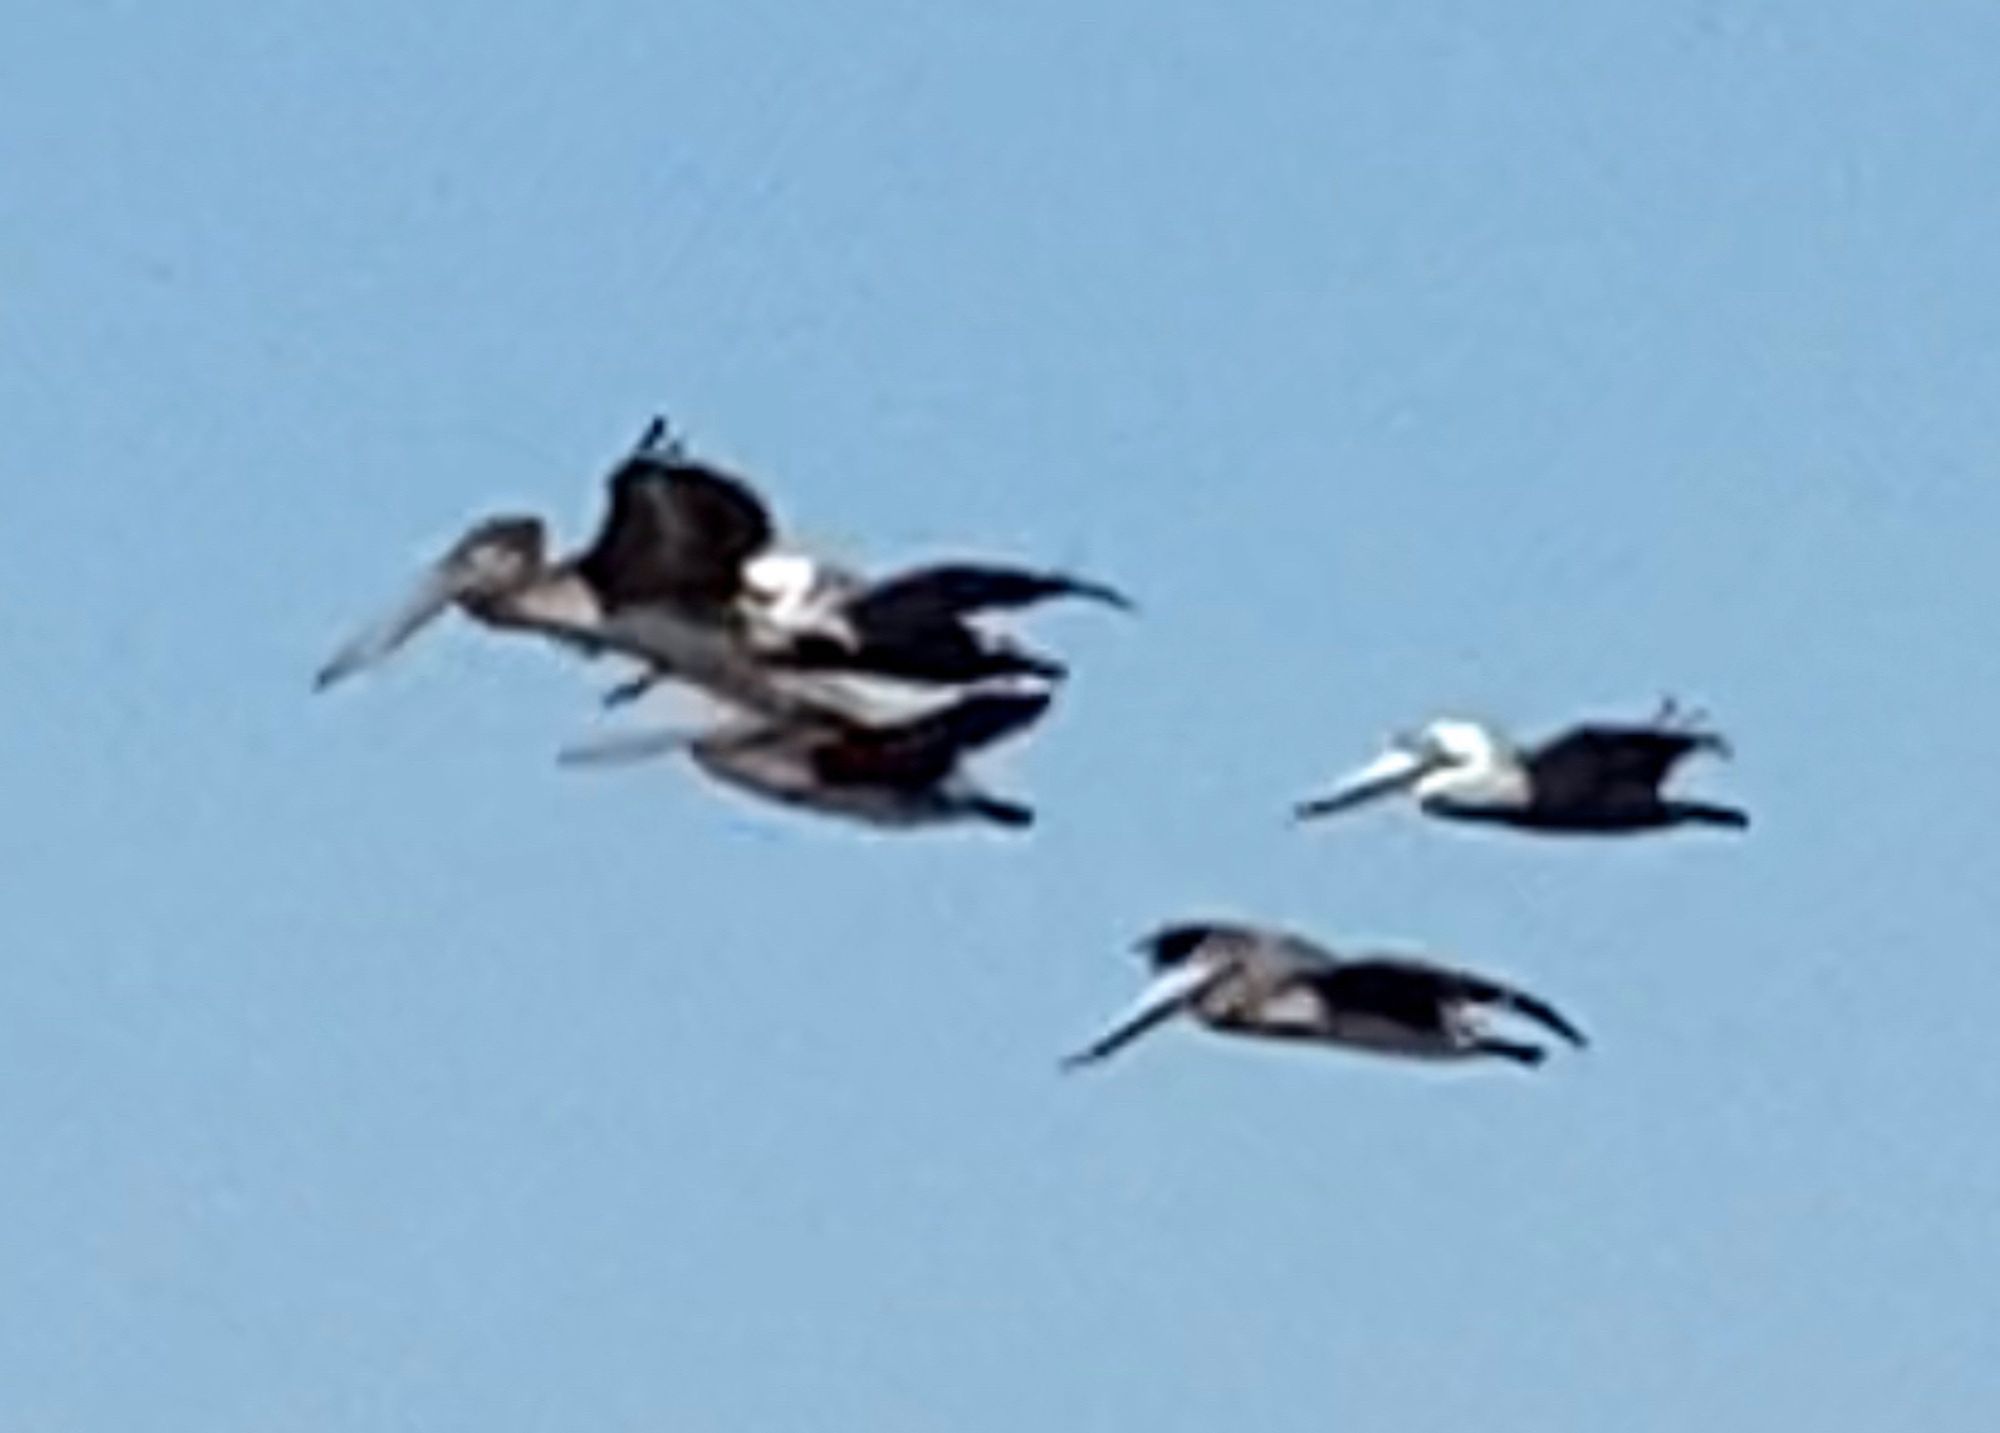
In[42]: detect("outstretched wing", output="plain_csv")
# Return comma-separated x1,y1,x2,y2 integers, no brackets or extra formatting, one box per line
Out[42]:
811,690,1053,788
1524,725,1719,807
574,443,775,609
1336,957,1587,1049
846,563,1131,636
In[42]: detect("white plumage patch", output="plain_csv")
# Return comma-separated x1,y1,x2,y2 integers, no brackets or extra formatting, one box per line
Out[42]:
508,573,605,632
1256,985,1330,1034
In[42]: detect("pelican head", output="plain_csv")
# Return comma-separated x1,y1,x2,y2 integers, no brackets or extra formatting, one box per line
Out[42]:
1139,922,1227,970
1293,718,1509,821
1410,718,1508,769
314,515,549,690
1061,925,1238,1070
740,549,859,647
437,516,549,613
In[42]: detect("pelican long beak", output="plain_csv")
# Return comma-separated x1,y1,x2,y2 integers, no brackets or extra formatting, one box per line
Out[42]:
1292,745,1437,822
313,565,463,691
1060,961,1226,1071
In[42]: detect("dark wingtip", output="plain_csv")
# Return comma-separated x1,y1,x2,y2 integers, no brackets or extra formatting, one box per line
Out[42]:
1000,687,1057,726
1066,577,1136,613
969,795,1035,829
1515,994,1589,1049
1653,694,1733,759
1675,801,1750,831
999,647,1068,682
1476,1039,1549,1068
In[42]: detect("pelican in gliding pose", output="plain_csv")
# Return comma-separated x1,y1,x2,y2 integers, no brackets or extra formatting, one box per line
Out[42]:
1294,701,1747,835
1064,921,1587,1071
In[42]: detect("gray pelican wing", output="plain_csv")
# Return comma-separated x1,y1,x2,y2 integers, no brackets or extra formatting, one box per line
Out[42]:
575,450,775,609
1524,725,1719,806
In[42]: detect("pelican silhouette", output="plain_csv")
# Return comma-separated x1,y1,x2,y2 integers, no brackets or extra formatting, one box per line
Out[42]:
1064,921,1587,1070
560,687,1053,830
1295,702,1747,835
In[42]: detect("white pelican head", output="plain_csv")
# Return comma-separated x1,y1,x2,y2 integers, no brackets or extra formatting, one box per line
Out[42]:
1293,718,1516,821
741,548,821,605
742,548,853,631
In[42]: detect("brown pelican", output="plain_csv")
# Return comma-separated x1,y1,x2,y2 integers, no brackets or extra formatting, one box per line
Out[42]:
1063,921,1587,1070
1294,702,1748,835
559,687,1052,830
313,419,881,725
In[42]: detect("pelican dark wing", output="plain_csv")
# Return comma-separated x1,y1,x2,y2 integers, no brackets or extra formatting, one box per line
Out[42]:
776,619,1062,684
768,562,1127,685
811,689,1052,789
573,445,775,609
1434,965,1588,1048
1317,958,1587,1049
846,563,1131,630
1523,725,1722,809
1304,960,1457,1036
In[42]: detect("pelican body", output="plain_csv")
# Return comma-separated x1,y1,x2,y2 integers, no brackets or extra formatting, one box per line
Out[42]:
562,688,1052,830
1295,708,1747,835
1064,921,1587,1070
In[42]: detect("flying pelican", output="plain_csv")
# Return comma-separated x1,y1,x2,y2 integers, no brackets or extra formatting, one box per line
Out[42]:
1063,921,1587,1070
1293,702,1748,835
313,419,886,725
559,687,1053,830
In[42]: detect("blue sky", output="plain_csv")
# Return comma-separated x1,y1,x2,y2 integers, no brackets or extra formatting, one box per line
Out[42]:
4,1,1997,1428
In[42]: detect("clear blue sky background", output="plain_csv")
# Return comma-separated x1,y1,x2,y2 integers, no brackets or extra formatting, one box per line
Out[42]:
4,2,1996,1428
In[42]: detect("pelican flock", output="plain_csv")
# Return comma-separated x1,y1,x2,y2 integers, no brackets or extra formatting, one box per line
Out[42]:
319,418,1123,824
319,415,1748,1076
